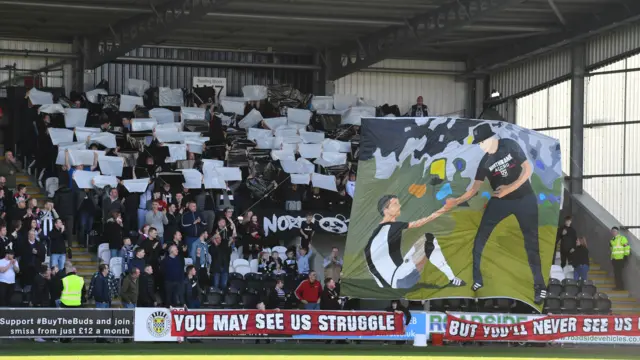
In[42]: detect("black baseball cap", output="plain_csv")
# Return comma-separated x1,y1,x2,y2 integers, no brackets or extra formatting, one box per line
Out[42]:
472,123,496,144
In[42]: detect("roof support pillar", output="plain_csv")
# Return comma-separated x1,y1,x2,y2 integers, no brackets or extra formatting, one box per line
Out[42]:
570,42,586,195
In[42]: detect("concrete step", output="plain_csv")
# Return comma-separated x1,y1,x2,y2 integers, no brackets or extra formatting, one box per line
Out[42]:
589,270,608,275
611,298,639,304
612,310,640,315
602,290,633,299
68,254,93,261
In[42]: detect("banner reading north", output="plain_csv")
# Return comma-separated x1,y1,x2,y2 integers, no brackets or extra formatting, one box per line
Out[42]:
446,314,640,343
342,118,562,308
170,310,404,337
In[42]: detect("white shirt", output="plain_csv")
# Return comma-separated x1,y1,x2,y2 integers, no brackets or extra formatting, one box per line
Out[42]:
0,258,19,284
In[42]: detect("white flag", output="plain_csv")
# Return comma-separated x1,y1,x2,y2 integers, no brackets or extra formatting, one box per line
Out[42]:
312,173,337,192
166,144,187,162
48,128,74,145
123,179,150,193
119,95,144,112
203,168,226,189
93,175,118,189
263,117,287,130
215,167,242,181
287,108,312,126
72,170,100,189
39,104,65,115
75,127,101,143
98,156,124,177
181,107,206,121
180,169,203,189
291,173,311,185
221,98,246,115
131,118,158,132
85,88,107,104
298,143,322,159
28,89,54,105
149,108,175,125
299,131,325,144
64,108,88,128
238,109,263,129
89,132,117,149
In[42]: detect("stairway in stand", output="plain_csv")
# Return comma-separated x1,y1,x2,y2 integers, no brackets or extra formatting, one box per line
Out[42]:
12,161,122,307
14,173,97,284
588,260,640,315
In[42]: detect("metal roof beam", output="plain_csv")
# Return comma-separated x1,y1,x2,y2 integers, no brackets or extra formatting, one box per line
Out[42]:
474,1,640,71
83,0,233,69
324,0,525,80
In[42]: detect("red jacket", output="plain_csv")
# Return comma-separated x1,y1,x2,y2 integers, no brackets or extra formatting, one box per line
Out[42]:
295,279,322,303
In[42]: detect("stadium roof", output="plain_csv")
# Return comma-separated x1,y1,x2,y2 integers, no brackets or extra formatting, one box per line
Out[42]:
0,0,639,78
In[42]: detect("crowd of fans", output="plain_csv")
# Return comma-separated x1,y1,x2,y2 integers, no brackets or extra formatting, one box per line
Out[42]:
0,81,418,312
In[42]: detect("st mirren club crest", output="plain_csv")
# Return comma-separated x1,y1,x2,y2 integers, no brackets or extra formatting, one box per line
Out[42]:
147,310,171,338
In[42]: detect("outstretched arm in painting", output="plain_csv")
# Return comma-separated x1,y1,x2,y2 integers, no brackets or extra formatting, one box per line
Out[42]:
444,180,483,210
408,210,443,229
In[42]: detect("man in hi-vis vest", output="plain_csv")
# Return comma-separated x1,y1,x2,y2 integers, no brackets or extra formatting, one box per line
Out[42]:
610,227,631,290
60,265,85,308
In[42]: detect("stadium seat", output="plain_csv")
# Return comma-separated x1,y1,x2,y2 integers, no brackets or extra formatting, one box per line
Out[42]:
577,293,596,314
228,272,246,293
429,299,445,312
285,291,299,308
561,278,580,297
9,288,23,307
242,289,260,309
184,257,193,271
283,273,298,292
230,250,241,265
245,272,264,291
263,273,277,290
595,293,612,315
408,300,424,311
479,299,495,312
235,265,251,276
223,288,241,308
563,265,574,280
560,292,578,314
205,289,224,309
445,299,462,311
494,298,512,313
550,265,565,280
98,243,111,264
543,295,561,314
273,246,288,259
547,278,563,297
232,259,250,269
579,280,597,296
45,177,59,198
109,257,123,279
249,259,259,273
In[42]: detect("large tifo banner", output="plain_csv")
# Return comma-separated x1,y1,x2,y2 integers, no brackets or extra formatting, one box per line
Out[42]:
342,118,562,308
0,308,134,338
446,314,640,344
134,308,403,341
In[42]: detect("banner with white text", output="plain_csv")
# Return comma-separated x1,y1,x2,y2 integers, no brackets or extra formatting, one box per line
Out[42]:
170,310,404,337
445,314,640,344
